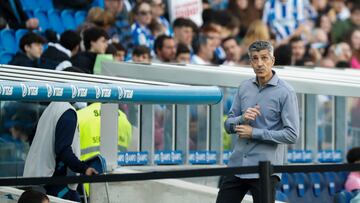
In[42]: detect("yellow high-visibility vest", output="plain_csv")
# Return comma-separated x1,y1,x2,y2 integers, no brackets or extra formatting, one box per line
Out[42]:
77,103,132,161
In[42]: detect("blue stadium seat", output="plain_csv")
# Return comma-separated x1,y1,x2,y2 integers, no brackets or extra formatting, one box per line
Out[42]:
48,9,65,34
20,0,39,11
75,10,87,27
276,190,289,202
293,173,308,197
34,9,51,32
309,173,322,197
91,0,105,8
15,29,29,47
37,0,53,10
280,173,292,195
324,172,338,196
0,52,15,64
25,10,34,18
61,10,77,30
0,29,17,54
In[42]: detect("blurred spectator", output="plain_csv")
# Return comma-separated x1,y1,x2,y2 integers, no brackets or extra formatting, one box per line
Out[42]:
18,190,49,203
319,57,336,67
241,20,270,63
53,0,93,10
1,101,39,144
221,37,242,65
345,147,360,192
328,0,350,22
350,28,360,69
153,35,176,63
131,1,155,52
311,0,331,16
87,7,116,31
104,0,133,50
151,0,172,36
173,18,197,50
0,0,39,29
132,45,151,63
328,42,352,67
262,0,307,44
241,20,270,50
176,43,191,64
227,0,250,39
290,36,307,65
9,33,46,68
70,27,109,74
191,35,216,65
149,20,166,38
274,44,293,66
316,14,333,40
202,0,211,10
201,24,225,64
331,4,360,43
106,42,126,62
41,30,81,69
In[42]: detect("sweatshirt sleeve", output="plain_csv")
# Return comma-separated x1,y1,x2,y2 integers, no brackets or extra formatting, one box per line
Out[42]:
55,109,88,174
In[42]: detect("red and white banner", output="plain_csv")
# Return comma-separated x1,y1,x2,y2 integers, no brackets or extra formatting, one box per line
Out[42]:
168,0,203,26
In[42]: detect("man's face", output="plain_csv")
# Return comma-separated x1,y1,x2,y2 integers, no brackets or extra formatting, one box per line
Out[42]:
114,51,125,61
291,41,305,61
174,27,193,46
91,36,108,54
201,40,216,61
157,38,176,62
331,0,345,13
223,39,241,62
351,10,360,26
136,3,152,26
133,54,150,63
250,49,274,79
105,0,123,15
206,31,221,48
151,0,165,18
25,43,43,59
176,53,191,64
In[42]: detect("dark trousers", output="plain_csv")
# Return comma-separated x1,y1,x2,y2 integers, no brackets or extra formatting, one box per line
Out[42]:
216,175,279,203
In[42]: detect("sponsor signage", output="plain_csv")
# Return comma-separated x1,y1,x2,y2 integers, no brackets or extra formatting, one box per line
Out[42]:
189,151,217,164
154,150,183,165
287,150,313,163
118,151,148,165
0,82,128,102
223,150,233,164
317,150,342,163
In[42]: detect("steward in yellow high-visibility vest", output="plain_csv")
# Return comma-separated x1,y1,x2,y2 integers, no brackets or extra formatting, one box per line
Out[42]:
77,103,132,161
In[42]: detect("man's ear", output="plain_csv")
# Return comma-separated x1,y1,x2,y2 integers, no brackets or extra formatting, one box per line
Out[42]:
24,44,31,53
272,56,275,65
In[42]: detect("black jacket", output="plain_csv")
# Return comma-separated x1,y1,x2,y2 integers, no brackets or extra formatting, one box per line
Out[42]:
41,46,70,69
9,52,39,68
70,51,97,74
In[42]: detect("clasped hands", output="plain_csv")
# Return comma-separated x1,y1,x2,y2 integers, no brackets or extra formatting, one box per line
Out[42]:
235,105,261,139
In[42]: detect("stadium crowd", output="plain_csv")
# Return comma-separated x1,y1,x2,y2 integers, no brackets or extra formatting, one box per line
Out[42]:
1,0,360,202
1,0,360,70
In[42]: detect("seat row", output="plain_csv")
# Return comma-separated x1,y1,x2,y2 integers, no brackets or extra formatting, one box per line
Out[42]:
29,9,87,34
20,0,104,11
276,172,348,203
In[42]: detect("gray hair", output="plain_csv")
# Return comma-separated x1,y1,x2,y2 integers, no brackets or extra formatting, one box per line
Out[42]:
248,40,274,57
